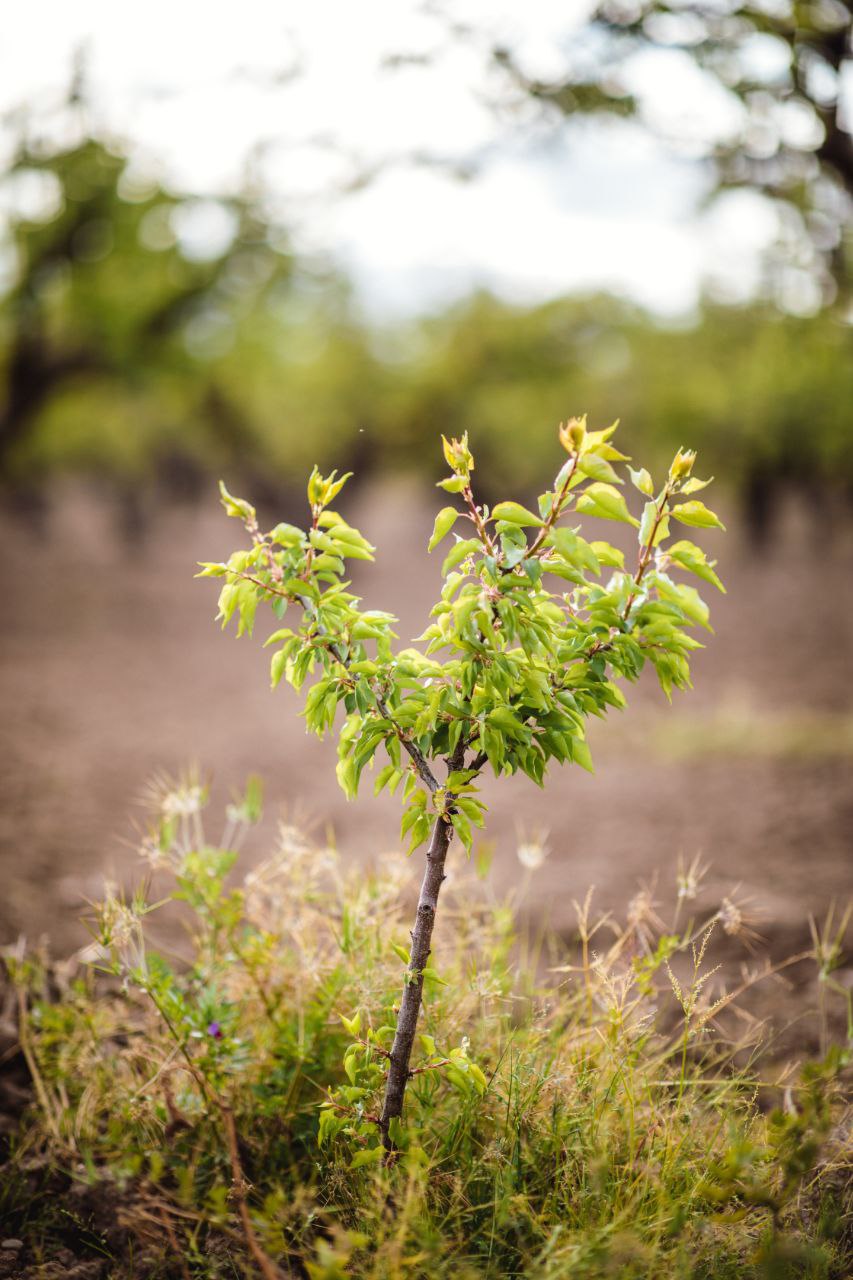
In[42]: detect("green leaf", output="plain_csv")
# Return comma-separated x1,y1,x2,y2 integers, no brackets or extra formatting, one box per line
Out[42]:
218,480,255,523
407,814,431,854
656,576,711,630
681,475,713,495
487,706,527,737
328,523,372,547
629,466,654,496
241,775,264,823
437,475,467,493
445,1065,473,1095
576,483,639,527
351,619,385,640
330,537,375,561
638,500,659,548
578,452,621,484
325,471,353,503
373,763,398,796
491,501,544,527
590,541,625,569
216,582,238,628
350,1146,384,1170
548,527,600,574
235,583,258,638
421,966,448,986
668,540,725,592
270,648,288,689
441,538,481,577
446,769,479,788
451,811,473,854
671,501,726,531
307,465,325,506
455,796,485,827
428,506,459,552
468,1062,488,1094
343,1047,360,1084
339,1010,362,1037
262,627,292,648
269,521,304,547
336,754,358,800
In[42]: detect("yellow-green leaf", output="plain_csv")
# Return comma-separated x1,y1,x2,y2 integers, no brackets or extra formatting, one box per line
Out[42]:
270,648,288,689
350,1146,384,1169
668,540,725,592
576,483,639,528
441,538,480,576
491,501,544,527
671,501,726,531
629,466,654,496
428,506,459,552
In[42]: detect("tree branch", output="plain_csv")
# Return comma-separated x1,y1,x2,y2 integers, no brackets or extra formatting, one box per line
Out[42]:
376,694,442,793
223,566,443,795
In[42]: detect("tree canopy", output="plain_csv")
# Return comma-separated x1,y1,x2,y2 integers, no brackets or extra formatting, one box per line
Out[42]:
1,127,850,544
489,0,852,305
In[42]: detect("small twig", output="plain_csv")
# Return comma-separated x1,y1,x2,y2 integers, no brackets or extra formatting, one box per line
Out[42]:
527,450,580,558
622,482,674,620
462,482,496,554
162,1072,193,1139
409,1057,452,1077
228,568,292,601
303,502,322,577
227,562,444,797
222,1106,284,1280
375,694,441,793
355,1035,392,1060
323,1097,382,1125
157,1206,193,1280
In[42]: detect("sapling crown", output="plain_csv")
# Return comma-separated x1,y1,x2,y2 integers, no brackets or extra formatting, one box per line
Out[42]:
199,417,725,1150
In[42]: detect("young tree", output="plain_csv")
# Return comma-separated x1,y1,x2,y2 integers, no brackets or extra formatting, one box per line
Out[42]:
200,418,725,1150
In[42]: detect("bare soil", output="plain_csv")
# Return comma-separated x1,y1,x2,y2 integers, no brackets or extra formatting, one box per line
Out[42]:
0,480,851,971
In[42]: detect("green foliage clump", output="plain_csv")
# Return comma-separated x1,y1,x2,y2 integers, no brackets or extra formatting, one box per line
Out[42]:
201,420,723,853
3,783,850,1279
0,135,382,494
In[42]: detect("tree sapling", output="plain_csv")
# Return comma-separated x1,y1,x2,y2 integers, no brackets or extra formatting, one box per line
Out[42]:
199,417,725,1151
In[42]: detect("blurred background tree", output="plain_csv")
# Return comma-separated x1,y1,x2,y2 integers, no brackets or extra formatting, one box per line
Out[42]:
383,291,852,541
0,4,851,544
487,0,852,307
0,109,382,534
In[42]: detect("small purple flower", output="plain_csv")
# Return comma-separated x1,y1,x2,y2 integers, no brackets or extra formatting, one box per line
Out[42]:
207,1021,223,1040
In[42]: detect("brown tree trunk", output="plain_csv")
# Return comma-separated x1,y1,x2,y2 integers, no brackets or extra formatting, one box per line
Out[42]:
379,814,453,1150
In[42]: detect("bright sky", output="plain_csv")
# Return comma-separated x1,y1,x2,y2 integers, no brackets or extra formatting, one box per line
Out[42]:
1,0,789,317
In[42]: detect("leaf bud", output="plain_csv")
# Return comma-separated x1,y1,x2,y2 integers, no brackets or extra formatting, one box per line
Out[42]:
441,432,474,476
669,448,697,481
307,465,326,507
558,415,587,453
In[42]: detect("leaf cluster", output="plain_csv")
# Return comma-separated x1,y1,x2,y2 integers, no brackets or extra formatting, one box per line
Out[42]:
201,419,725,855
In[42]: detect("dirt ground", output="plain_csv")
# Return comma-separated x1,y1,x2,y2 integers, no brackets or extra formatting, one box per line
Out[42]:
0,479,851,970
